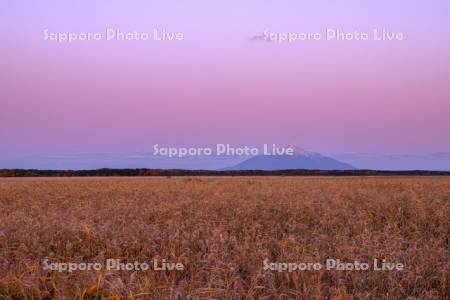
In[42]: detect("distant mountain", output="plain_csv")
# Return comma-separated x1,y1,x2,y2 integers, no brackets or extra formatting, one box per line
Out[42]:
223,148,355,171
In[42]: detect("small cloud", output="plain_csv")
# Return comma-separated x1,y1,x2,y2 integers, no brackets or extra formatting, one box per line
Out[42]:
249,33,271,42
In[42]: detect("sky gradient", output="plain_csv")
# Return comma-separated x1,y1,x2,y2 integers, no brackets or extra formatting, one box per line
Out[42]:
1,1,450,168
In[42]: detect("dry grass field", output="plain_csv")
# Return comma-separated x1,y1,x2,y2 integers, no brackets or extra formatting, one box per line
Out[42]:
0,177,449,299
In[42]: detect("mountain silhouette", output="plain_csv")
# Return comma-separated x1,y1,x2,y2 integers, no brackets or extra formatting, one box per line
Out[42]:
223,148,355,171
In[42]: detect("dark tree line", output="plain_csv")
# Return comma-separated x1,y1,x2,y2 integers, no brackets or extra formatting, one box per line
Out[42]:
1,168,449,177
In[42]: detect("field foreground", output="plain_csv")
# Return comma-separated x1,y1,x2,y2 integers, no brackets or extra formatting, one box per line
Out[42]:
0,177,449,299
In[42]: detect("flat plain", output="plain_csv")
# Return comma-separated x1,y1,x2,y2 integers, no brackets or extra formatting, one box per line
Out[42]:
0,177,449,299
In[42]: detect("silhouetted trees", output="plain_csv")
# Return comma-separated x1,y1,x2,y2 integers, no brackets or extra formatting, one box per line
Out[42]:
0,168,449,177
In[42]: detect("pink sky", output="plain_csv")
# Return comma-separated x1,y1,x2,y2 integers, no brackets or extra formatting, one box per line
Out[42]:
1,1,450,160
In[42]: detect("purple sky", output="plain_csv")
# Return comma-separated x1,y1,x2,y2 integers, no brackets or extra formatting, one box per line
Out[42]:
1,1,450,165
